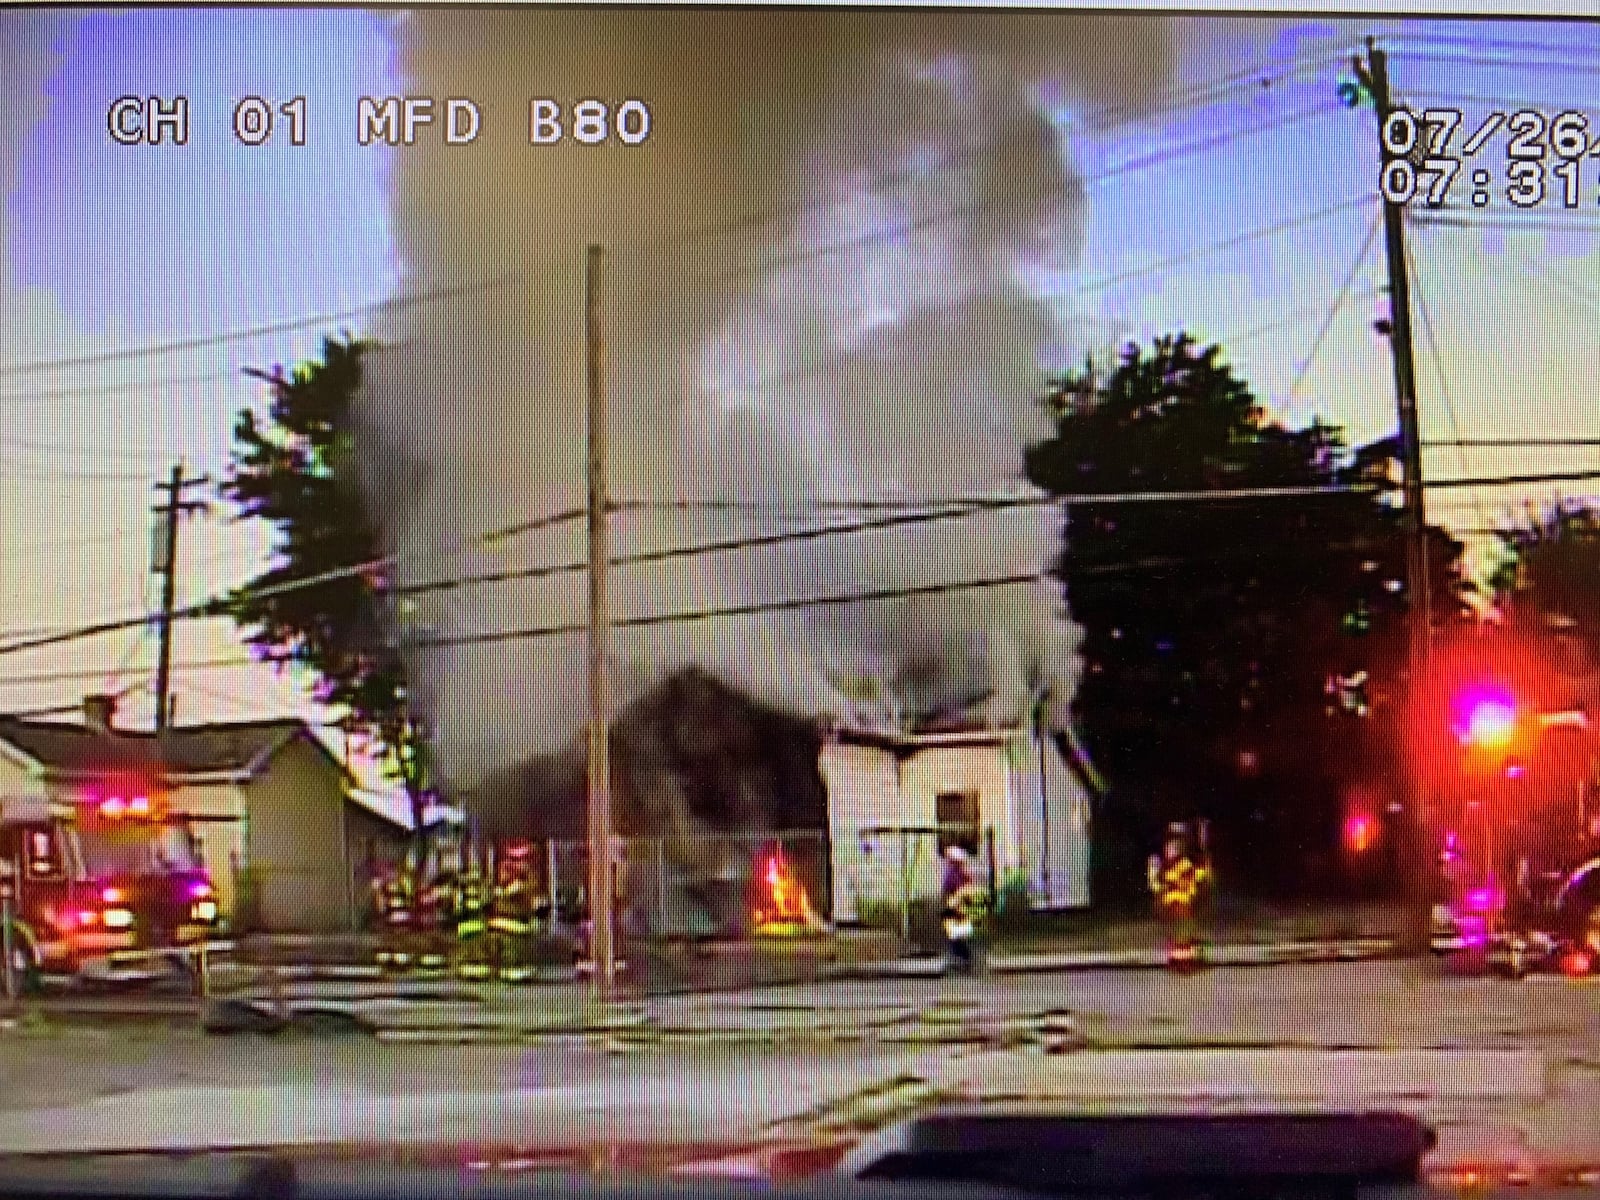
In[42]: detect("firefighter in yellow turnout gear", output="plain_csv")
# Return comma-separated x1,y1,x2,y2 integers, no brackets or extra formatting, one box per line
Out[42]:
453,861,494,981
1149,822,1213,973
490,847,537,984
417,868,458,977
373,865,420,973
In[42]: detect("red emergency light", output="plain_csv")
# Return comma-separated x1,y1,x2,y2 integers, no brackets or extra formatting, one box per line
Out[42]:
1344,814,1376,855
95,792,157,820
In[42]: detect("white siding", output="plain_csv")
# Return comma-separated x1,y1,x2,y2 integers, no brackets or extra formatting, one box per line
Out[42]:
818,742,903,923
1039,734,1092,908
821,728,1093,921
165,782,247,922
899,742,1015,868
0,748,42,803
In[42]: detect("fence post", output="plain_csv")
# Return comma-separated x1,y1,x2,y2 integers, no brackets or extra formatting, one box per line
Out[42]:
2,877,16,1006
899,830,911,943
986,826,998,908
655,839,667,939
546,840,558,926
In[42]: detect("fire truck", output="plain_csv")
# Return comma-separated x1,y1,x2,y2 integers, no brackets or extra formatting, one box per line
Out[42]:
1,787,220,985
1430,747,1600,976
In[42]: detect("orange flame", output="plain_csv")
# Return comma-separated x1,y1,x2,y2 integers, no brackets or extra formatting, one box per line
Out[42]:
752,852,819,929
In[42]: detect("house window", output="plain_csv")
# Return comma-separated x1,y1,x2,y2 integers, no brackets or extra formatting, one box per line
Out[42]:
935,792,980,855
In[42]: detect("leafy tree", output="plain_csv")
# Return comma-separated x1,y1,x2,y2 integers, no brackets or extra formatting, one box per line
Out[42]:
221,336,434,845
1491,501,1600,679
1024,334,1467,902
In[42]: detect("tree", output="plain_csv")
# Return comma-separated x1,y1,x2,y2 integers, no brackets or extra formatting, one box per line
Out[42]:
1491,501,1600,679
1023,334,1467,902
221,336,434,846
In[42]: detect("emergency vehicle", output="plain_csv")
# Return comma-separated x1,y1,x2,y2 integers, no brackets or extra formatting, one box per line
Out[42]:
1,787,220,982
1430,778,1600,976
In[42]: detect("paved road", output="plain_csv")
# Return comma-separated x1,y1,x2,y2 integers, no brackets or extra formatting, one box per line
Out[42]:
4,959,1600,1171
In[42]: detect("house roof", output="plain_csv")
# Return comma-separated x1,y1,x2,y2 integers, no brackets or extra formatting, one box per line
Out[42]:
824,723,1024,752
348,787,466,832
0,715,342,783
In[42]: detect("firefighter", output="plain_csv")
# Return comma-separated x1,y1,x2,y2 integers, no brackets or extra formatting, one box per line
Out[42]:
453,857,494,981
940,846,987,975
416,864,458,977
373,862,419,974
1149,822,1212,973
489,846,537,984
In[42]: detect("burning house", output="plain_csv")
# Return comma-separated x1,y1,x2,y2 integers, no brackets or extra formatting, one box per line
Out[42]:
820,720,1094,925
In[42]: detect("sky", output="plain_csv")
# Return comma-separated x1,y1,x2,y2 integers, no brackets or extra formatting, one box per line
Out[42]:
1,9,1598,774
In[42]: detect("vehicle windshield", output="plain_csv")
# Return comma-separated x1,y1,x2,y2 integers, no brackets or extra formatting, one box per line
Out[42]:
3,5,1599,1187
76,823,201,878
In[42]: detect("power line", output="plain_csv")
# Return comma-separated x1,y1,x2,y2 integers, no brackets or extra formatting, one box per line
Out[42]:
1043,197,1373,301
0,461,153,483
7,463,1597,666
0,525,147,561
0,52,1353,390
639,45,1353,258
1396,50,1600,77
1412,212,1600,236
1406,235,1488,534
1421,438,1600,449
1287,213,1382,402
1391,32,1600,61
657,196,1375,428
0,503,594,658
0,274,521,381
0,485,1363,660
0,369,241,408
0,437,162,466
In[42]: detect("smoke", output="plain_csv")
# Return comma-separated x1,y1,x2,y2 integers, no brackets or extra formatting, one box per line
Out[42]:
360,10,1175,783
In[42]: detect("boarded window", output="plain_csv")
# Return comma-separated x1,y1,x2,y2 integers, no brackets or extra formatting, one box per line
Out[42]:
935,792,980,854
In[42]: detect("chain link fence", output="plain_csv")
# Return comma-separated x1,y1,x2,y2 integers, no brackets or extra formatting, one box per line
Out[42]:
840,824,1000,949
545,831,831,941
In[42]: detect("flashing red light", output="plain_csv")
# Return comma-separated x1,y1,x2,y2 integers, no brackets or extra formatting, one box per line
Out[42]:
76,910,97,927
1464,698,1517,749
128,795,150,817
1344,814,1376,855
1561,950,1592,977
100,796,126,818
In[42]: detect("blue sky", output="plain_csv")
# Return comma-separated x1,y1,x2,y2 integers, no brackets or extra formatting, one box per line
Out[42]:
1,10,1597,740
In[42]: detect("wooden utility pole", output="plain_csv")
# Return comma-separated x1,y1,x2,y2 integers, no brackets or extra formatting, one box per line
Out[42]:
1354,38,1433,945
1358,38,1431,678
585,245,617,997
151,462,209,732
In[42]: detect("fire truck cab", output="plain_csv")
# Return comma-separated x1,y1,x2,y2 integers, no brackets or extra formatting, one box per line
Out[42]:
1,789,219,983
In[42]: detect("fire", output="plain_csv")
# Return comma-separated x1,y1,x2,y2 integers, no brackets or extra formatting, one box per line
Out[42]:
751,851,821,932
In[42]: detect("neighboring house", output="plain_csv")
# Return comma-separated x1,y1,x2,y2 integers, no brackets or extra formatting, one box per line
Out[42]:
0,695,413,933
819,720,1095,923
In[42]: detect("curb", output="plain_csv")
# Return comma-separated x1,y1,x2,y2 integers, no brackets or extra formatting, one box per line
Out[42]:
849,938,1398,979
365,1009,1089,1050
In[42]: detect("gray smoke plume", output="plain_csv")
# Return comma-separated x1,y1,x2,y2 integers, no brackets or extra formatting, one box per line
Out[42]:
360,10,1175,784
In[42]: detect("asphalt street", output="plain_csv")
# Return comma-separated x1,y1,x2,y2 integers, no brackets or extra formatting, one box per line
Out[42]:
2,959,1599,1172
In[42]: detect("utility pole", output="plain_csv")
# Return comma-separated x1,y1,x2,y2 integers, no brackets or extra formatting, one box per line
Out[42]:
1352,38,1433,944
1356,37,1431,678
151,462,209,733
585,245,617,998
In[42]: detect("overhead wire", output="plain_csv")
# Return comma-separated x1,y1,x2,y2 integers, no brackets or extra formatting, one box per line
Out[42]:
1405,234,1489,534
643,43,1352,257
0,274,526,381
1287,214,1382,403
5,466,1600,665
0,45,1356,393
